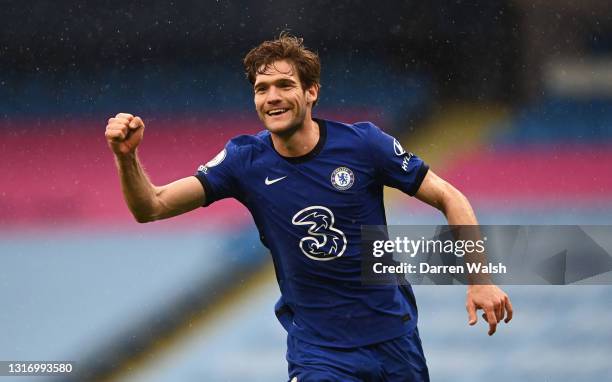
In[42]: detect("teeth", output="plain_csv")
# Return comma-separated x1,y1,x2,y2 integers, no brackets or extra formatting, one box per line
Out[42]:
267,109,287,116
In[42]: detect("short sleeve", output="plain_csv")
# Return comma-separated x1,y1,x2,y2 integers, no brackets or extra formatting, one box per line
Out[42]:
364,122,429,196
194,140,242,206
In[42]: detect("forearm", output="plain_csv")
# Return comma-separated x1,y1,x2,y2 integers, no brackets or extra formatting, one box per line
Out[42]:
437,186,492,284
415,171,511,332
415,170,478,225
439,187,478,226
446,189,512,332
114,152,160,222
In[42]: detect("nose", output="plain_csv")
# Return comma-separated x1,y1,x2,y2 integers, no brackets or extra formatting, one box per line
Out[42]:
265,86,282,104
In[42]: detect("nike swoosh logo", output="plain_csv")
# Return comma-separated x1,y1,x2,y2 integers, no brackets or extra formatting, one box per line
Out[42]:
265,176,287,185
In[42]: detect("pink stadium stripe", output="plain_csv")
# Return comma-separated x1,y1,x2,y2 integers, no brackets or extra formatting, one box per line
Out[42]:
0,117,259,228
1,112,380,228
439,144,612,202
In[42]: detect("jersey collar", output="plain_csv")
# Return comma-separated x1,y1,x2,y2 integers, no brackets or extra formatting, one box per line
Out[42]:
268,118,327,164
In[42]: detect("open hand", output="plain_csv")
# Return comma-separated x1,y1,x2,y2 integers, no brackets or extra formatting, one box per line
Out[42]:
466,284,513,335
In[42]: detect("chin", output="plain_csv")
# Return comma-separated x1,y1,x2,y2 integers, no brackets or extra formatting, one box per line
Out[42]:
263,118,301,135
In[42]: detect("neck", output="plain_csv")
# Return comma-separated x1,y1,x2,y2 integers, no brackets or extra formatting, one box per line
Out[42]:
270,117,320,157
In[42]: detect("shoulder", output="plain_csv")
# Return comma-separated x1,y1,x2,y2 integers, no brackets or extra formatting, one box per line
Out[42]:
323,119,385,152
224,130,270,153
352,120,381,132
323,119,381,140
326,121,380,139
227,130,268,146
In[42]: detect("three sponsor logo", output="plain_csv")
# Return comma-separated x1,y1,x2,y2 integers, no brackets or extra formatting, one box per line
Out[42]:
291,205,347,261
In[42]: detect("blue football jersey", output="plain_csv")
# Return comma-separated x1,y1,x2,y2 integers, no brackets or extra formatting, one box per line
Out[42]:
195,118,429,347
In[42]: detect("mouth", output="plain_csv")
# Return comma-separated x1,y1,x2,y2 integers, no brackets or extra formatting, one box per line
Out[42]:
266,108,290,117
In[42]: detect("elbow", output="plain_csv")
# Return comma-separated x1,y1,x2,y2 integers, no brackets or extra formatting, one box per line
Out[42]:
134,215,153,223
130,196,163,223
133,212,155,223
131,207,159,223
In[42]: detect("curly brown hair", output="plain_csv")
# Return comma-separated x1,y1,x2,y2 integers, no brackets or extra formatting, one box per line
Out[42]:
243,32,321,96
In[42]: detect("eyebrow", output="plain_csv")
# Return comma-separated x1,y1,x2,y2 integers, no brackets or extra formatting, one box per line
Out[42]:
254,77,298,90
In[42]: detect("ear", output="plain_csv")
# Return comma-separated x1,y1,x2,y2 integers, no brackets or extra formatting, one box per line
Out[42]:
305,84,319,104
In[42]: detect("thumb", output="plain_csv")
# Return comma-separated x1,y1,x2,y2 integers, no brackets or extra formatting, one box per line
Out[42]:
466,299,477,325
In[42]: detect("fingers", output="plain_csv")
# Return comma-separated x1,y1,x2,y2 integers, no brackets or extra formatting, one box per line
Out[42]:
484,305,498,336
107,115,131,127
466,299,477,326
105,128,126,141
129,116,144,130
115,112,134,120
476,297,512,335
106,114,143,142
105,120,129,141
496,297,505,322
106,113,135,129
468,286,513,335
494,295,512,324
482,304,505,324
504,295,513,323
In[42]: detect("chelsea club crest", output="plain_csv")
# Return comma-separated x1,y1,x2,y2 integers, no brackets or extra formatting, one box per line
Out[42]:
331,166,355,191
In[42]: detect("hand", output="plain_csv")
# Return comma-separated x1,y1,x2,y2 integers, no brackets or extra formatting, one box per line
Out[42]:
105,113,145,156
466,284,513,336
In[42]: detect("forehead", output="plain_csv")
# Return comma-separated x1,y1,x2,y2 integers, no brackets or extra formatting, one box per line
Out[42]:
254,60,299,85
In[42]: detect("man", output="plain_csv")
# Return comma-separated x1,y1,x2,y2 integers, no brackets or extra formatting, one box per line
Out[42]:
105,33,512,382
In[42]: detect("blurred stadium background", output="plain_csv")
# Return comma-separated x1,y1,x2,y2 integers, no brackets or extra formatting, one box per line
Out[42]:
1,1,611,381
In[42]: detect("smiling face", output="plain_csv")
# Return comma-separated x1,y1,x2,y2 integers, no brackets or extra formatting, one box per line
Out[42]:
253,60,318,136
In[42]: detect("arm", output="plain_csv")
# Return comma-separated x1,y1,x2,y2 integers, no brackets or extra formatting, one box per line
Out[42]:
413,169,477,225
105,113,204,223
415,170,513,335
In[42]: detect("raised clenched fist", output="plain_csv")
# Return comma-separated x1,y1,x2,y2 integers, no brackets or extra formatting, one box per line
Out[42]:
105,113,145,156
